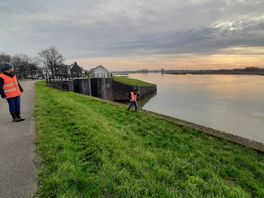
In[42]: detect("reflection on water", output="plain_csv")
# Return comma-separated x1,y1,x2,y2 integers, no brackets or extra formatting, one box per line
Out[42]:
138,92,157,107
129,73,264,143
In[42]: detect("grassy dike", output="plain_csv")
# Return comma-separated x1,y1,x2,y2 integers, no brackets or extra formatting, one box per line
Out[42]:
35,81,264,197
113,76,155,87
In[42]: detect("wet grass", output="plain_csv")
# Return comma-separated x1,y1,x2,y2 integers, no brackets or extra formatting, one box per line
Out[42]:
35,82,264,197
113,76,155,87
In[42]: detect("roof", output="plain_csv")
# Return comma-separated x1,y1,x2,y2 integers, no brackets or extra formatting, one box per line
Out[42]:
71,64,83,71
90,65,109,73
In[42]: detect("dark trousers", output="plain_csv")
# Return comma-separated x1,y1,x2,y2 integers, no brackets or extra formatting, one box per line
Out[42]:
6,96,21,114
128,101,138,111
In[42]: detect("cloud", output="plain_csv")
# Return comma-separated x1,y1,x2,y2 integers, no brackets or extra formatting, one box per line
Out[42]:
0,0,264,69
87,14,264,57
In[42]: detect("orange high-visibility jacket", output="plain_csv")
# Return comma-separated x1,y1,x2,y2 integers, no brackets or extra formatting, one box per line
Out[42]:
130,91,138,102
0,74,21,99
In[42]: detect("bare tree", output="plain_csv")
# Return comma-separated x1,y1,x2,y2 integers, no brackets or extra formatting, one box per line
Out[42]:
0,53,11,64
11,54,31,78
38,47,64,79
11,54,39,79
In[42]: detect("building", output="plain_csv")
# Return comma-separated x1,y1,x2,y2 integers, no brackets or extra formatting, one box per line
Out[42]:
55,64,69,76
70,62,83,78
89,65,111,78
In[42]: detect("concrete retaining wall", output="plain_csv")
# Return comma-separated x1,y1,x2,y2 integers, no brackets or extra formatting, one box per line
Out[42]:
51,80,74,92
74,79,92,96
90,78,113,100
112,80,157,101
50,78,157,101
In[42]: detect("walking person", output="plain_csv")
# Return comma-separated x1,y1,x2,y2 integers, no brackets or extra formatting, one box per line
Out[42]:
127,88,139,111
0,63,25,122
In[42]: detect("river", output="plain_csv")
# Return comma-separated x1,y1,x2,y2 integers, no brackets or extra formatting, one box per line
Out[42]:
129,73,264,143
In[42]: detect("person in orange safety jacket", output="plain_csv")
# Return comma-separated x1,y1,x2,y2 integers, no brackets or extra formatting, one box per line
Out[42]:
127,88,139,111
0,63,25,122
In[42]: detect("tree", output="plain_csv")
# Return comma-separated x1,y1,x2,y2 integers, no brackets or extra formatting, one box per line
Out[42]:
11,54,31,78
0,53,11,64
11,54,39,79
27,62,38,78
38,47,64,79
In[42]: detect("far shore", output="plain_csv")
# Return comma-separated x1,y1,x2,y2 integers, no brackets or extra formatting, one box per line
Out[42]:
117,67,264,76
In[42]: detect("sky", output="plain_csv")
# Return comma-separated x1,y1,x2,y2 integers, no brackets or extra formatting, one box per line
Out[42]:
0,0,264,71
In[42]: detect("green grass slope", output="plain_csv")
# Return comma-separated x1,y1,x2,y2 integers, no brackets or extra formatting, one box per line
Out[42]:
113,76,155,87
35,82,264,197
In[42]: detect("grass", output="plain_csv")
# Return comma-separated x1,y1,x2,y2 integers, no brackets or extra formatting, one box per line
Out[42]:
35,82,264,197
113,76,155,87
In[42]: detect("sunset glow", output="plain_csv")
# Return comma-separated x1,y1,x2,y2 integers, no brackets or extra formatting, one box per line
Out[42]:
1,0,264,70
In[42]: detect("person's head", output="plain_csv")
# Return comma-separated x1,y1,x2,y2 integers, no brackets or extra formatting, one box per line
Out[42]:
1,63,14,73
133,88,138,93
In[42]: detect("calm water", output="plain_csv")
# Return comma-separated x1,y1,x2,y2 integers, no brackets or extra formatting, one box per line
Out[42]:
129,73,264,143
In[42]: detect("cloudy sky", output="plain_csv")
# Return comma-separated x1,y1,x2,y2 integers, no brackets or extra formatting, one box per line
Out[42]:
1,0,264,70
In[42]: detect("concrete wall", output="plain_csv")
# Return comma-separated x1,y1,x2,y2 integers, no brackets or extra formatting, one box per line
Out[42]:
90,78,113,100
51,80,74,92
112,80,157,101
50,78,157,102
74,79,92,96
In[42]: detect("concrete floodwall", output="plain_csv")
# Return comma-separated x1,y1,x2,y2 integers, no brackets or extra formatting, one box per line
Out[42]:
112,80,157,101
50,78,157,102
90,78,113,100
74,79,92,96
51,80,74,92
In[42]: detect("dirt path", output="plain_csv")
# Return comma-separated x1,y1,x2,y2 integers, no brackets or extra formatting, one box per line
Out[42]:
0,80,36,198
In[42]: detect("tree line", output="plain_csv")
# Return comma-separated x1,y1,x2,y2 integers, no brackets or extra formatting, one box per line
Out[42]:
0,47,71,79
0,53,39,79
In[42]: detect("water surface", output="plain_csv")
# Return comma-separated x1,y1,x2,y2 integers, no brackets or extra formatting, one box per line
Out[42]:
129,73,264,143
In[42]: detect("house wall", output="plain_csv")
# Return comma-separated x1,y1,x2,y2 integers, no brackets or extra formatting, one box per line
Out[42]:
91,67,110,78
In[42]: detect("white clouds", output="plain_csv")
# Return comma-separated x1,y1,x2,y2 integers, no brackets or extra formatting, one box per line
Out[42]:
218,46,264,55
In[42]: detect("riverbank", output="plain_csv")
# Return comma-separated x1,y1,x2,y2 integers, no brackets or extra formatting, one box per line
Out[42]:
128,73,264,144
35,82,264,197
